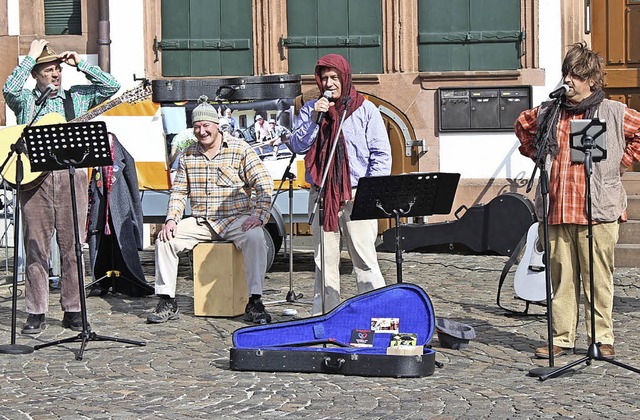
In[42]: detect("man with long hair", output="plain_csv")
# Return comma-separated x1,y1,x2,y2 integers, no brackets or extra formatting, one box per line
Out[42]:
515,42,640,359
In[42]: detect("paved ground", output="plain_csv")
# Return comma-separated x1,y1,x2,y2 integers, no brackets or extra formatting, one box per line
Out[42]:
1,243,640,419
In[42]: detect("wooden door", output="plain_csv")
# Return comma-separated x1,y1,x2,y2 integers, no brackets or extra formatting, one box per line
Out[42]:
591,0,640,169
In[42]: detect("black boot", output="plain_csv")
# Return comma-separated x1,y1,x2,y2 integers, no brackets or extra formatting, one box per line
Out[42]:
21,314,46,334
62,311,89,332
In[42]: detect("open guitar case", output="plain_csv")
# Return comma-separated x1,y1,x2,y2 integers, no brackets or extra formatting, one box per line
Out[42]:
230,283,437,378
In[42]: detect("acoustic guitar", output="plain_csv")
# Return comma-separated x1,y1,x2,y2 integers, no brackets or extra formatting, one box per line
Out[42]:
513,222,550,302
0,83,151,190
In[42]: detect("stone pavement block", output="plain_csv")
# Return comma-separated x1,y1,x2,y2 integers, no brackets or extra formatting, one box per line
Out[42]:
0,247,639,418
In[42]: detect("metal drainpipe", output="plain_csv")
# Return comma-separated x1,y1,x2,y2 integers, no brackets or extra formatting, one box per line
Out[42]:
97,0,111,72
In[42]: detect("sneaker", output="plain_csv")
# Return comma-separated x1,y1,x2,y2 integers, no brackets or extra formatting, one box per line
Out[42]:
534,344,573,359
147,298,179,324
244,299,272,324
21,313,46,335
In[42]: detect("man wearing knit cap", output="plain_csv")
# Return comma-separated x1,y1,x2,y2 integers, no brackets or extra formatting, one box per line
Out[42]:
148,96,274,324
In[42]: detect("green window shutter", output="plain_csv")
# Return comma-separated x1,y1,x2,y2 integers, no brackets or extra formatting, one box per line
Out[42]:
285,0,382,75
160,0,253,77
160,0,191,77
44,0,82,36
418,0,522,71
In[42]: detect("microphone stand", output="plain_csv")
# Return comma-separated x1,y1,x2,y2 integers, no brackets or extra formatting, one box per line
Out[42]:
525,97,562,375
537,124,640,381
0,98,50,355
265,150,306,304
309,99,350,315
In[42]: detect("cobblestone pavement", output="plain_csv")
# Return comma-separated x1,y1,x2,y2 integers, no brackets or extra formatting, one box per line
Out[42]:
1,245,639,419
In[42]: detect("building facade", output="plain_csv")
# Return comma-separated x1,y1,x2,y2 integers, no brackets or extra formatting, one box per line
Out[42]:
1,0,638,216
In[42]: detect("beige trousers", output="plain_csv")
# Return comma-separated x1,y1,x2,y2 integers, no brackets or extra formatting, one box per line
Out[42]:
548,222,618,347
309,187,386,315
21,170,88,314
154,216,267,298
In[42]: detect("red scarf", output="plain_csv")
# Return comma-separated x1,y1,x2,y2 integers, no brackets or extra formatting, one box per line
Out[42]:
304,54,364,232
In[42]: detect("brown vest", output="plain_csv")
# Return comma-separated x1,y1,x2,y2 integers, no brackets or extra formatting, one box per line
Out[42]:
536,99,628,222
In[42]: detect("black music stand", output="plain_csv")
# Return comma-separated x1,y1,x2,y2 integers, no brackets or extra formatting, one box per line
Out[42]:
351,173,460,283
534,118,640,380
22,121,146,360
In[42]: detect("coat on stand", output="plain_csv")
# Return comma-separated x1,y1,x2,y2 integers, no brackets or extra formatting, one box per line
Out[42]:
87,133,153,296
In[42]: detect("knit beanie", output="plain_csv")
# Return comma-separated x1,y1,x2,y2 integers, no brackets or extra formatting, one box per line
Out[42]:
192,95,219,124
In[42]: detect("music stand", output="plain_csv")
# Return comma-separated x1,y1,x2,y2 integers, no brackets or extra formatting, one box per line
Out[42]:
22,121,146,360
351,172,460,283
534,118,640,380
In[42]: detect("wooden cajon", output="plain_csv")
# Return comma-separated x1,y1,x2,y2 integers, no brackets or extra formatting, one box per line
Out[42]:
193,242,248,317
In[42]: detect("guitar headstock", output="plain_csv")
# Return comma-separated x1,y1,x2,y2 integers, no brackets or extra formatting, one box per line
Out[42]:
120,83,153,105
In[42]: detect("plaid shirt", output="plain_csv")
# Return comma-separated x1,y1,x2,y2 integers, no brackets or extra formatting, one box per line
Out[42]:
515,105,640,225
3,56,120,125
167,135,273,235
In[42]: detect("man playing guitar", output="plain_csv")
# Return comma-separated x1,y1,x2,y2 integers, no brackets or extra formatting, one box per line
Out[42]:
2,39,120,334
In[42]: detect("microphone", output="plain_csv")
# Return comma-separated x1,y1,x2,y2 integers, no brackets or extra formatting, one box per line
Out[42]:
35,84,56,106
549,84,569,99
315,90,333,125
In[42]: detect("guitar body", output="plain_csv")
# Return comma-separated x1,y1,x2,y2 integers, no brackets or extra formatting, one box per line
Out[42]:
513,222,549,302
0,112,67,190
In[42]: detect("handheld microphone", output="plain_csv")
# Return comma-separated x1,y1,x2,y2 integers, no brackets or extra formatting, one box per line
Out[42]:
549,84,570,99
35,84,56,106
315,90,333,125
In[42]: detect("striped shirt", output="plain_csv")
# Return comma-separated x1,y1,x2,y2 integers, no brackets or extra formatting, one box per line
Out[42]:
515,105,640,225
289,98,392,187
3,56,120,125
167,135,273,235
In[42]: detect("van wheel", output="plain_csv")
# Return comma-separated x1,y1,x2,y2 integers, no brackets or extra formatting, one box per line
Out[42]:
263,226,275,271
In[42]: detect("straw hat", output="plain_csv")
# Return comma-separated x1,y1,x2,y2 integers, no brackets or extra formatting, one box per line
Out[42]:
35,45,62,65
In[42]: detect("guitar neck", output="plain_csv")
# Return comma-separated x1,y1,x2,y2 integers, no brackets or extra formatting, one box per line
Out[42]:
71,97,124,123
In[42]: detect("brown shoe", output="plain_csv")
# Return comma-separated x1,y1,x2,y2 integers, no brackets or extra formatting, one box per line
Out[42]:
534,345,572,359
599,344,615,360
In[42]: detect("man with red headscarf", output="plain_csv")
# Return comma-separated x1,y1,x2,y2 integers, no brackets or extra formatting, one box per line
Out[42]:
289,54,392,315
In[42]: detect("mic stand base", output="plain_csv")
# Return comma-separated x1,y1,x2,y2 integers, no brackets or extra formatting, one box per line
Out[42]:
33,165,146,361
285,290,303,302
528,342,640,381
34,331,145,361
0,343,34,355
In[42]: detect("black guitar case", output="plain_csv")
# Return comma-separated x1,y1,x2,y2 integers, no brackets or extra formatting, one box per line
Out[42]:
377,192,536,257
230,283,437,378
152,74,301,102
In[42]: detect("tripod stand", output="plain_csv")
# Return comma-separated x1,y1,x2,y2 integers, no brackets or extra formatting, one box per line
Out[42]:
536,118,640,380
22,121,145,360
523,96,563,373
0,140,34,354
265,151,307,305
351,173,460,283
0,101,57,355
84,223,153,297
308,99,351,315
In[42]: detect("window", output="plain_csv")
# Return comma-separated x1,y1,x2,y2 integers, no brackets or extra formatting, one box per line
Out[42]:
418,0,523,71
158,0,253,77
284,0,383,75
44,0,82,35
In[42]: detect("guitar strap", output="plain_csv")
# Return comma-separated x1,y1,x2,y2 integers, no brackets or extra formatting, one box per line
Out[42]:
63,90,75,121
496,231,531,314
